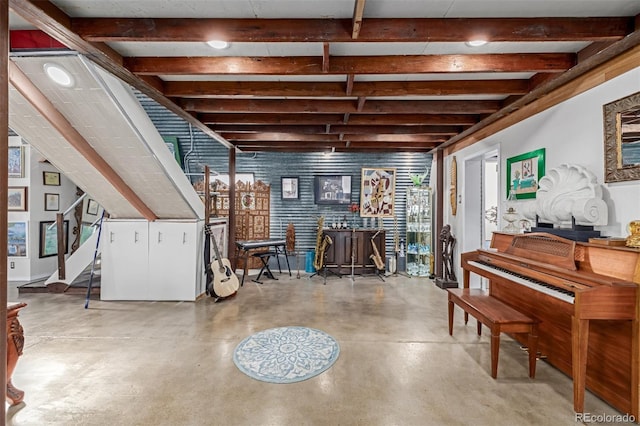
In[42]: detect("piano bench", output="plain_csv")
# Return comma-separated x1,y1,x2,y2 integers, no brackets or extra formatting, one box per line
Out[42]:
447,288,539,379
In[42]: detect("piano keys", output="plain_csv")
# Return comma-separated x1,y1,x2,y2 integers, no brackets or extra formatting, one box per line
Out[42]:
461,232,640,418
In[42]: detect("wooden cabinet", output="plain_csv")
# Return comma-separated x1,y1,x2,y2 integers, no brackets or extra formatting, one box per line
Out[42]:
323,229,385,275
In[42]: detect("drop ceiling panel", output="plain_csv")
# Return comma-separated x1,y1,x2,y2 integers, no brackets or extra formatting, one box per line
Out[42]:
9,87,142,218
10,55,202,220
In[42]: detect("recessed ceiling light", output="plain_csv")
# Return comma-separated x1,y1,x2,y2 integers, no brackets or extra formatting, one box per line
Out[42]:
206,40,230,49
43,63,74,87
466,39,488,47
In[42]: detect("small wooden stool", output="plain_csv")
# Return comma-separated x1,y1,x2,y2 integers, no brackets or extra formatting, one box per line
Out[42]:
447,288,539,379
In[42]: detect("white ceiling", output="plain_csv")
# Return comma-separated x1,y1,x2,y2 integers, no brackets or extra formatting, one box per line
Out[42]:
9,54,204,220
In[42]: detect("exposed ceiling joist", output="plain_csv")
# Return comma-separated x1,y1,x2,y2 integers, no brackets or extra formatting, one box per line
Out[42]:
72,17,632,43
8,1,640,155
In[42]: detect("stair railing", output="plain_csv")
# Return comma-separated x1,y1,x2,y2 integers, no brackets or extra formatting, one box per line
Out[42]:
47,193,87,281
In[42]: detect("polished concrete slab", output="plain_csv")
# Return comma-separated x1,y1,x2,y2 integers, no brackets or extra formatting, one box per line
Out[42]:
5,273,634,425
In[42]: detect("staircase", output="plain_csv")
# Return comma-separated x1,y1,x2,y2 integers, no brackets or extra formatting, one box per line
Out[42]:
18,229,101,295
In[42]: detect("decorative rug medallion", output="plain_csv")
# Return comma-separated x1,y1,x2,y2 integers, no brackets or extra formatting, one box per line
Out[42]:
233,326,340,384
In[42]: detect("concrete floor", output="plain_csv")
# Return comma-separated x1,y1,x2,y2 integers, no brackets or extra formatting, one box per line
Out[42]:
5,272,634,426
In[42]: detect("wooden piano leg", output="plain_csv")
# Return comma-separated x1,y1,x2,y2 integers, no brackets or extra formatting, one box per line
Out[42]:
572,316,589,414
448,297,454,336
463,268,470,324
490,325,500,379
528,324,539,379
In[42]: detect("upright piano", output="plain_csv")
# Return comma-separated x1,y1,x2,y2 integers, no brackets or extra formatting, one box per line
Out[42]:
461,232,640,418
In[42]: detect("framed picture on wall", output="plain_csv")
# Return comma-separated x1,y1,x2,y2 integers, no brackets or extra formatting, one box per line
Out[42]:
314,175,351,205
44,193,60,211
39,220,69,258
8,221,27,257
8,187,28,211
281,177,299,200
506,148,546,199
80,223,95,245
8,146,25,178
360,168,396,217
86,199,99,215
43,171,61,186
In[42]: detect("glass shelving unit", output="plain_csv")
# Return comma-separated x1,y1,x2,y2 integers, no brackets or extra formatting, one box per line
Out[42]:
406,186,432,277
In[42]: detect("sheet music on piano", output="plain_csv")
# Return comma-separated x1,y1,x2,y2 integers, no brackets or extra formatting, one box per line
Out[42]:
461,231,640,419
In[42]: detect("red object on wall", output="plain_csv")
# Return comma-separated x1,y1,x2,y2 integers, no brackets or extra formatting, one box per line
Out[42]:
10,30,68,50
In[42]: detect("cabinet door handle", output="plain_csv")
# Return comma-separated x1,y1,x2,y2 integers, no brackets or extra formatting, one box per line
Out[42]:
110,232,114,243
134,231,139,243
158,232,162,243
183,232,187,244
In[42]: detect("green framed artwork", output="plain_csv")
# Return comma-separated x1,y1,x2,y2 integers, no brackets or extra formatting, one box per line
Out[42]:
39,220,69,258
506,148,545,200
162,136,182,167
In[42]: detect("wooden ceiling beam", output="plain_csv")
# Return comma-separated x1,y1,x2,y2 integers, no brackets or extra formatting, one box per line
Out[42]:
222,132,445,143
352,0,366,39
199,113,479,126
164,79,528,97
182,98,501,114
211,124,461,135
125,54,574,75
73,17,633,42
232,141,438,152
322,42,330,72
226,133,342,142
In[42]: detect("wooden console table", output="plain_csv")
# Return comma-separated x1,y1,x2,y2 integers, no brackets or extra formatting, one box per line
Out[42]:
323,229,385,275
7,302,27,405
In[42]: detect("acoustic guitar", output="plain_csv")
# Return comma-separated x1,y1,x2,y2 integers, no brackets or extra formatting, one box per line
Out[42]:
205,225,239,300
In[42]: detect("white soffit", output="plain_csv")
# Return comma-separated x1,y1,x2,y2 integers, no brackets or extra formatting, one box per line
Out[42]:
9,54,203,220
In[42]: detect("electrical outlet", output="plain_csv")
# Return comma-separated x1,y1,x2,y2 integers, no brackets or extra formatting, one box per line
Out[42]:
10,262,15,269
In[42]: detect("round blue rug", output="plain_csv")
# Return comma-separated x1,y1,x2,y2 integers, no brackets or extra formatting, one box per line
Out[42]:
233,326,340,384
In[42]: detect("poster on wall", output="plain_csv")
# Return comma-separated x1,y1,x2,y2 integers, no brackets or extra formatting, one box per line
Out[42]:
360,168,396,217
8,222,27,257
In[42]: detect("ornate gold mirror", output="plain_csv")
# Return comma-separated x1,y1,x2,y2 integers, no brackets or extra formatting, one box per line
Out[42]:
603,91,640,182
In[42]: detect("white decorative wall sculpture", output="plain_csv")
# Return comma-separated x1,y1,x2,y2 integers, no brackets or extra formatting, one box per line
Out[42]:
520,164,608,227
